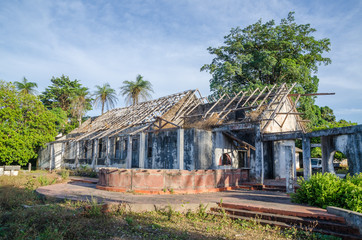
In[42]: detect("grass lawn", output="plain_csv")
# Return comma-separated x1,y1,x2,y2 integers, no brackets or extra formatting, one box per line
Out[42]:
0,171,339,240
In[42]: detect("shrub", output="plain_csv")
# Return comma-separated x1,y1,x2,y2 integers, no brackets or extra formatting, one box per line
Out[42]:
59,169,70,180
70,165,97,178
292,173,362,212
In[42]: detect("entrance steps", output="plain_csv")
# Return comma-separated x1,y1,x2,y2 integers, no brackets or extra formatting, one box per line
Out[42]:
210,203,361,240
69,177,98,184
239,182,299,192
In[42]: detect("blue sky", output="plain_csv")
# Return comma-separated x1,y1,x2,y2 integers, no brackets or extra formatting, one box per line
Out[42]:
1,0,361,123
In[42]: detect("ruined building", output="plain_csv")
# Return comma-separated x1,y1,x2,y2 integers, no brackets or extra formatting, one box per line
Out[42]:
38,83,362,193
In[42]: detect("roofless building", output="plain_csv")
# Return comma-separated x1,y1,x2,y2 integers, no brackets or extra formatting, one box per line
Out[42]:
38,84,362,193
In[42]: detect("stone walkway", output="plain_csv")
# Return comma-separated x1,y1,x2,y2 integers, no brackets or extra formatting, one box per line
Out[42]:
36,179,337,219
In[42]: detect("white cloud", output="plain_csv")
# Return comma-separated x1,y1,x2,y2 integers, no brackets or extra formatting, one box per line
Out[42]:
0,0,361,123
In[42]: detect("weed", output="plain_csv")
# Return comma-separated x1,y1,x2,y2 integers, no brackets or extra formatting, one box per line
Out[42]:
197,203,209,219
125,216,134,225
59,169,69,180
83,197,102,217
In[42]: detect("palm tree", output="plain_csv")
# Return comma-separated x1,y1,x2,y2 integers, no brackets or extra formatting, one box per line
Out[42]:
14,77,38,95
70,87,92,126
93,83,118,115
120,75,153,105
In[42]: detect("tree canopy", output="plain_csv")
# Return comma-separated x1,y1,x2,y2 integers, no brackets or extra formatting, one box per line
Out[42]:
93,83,118,114
40,75,92,133
14,77,38,95
120,75,153,105
201,12,331,126
0,81,57,165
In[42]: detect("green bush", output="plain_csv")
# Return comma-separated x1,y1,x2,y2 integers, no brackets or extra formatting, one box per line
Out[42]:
70,165,97,178
292,173,362,213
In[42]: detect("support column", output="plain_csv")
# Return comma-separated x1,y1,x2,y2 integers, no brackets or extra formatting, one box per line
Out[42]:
105,137,110,166
92,139,98,169
139,132,146,168
302,136,312,180
50,144,55,170
61,142,65,168
254,125,264,185
321,136,335,174
285,146,295,193
75,141,80,168
126,136,133,169
177,128,184,170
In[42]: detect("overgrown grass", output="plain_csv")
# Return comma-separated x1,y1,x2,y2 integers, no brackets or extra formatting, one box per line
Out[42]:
69,165,97,178
0,172,340,239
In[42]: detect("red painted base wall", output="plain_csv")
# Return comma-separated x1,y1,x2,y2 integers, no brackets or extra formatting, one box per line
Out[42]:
97,168,249,194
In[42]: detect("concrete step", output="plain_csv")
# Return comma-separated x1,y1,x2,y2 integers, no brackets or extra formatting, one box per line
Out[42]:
238,183,297,192
69,177,98,184
211,207,360,235
218,202,346,224
211,212,362,240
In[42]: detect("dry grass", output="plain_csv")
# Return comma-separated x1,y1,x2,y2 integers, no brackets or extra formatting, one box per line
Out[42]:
0,172,339,240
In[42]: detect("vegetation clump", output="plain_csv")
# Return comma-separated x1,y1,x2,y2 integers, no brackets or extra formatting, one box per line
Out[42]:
292,173,362,213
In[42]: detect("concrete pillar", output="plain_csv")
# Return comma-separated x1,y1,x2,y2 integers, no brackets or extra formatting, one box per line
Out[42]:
92,139,98,169
50,144,55,170
302,136,312,180
139,132,146,169
61,142,65,168
285,146,295,193
75,141,80,168
126,135,133,169
105,137,111,166
321,136,335,174
254,125,264,184
177,128,184,170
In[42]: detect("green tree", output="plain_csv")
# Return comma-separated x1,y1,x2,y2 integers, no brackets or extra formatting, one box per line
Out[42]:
70,87,92,126
0,81,57,165
13,77,38,95
93,83,118,114
40,75,92,133
120,75,153,105
41,75,83,111
201,12,331,126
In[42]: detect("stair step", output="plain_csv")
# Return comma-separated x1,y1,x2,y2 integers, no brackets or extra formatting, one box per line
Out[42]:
69,177,98,184
211,207,359,235
211,212,362,240
218,203,346,224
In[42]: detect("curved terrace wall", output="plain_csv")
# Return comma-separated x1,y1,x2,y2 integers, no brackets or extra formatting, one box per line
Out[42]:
97,168,249,194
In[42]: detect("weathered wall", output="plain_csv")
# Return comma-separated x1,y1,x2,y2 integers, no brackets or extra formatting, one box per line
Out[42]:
322,133,362,175
263,98,302,134
38,142,63,169
273,140,296,179
212,131,241,169
150,130,178,169
97,168,249,193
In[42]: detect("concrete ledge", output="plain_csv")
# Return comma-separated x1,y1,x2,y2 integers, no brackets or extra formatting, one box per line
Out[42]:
327,206,362,235
97,168,249,194
96,185,243,195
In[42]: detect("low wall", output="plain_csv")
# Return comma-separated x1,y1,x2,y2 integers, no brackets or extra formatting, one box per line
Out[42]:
97,168,249,194
327,206,362,235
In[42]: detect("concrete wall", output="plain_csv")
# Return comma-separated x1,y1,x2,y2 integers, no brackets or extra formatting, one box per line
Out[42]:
97,168,249,193
149,130,178,169
273,140,296,179
212,131,240,169
184,129,213,170
322,133,362,175
38,142,63,169
263,98,302,134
